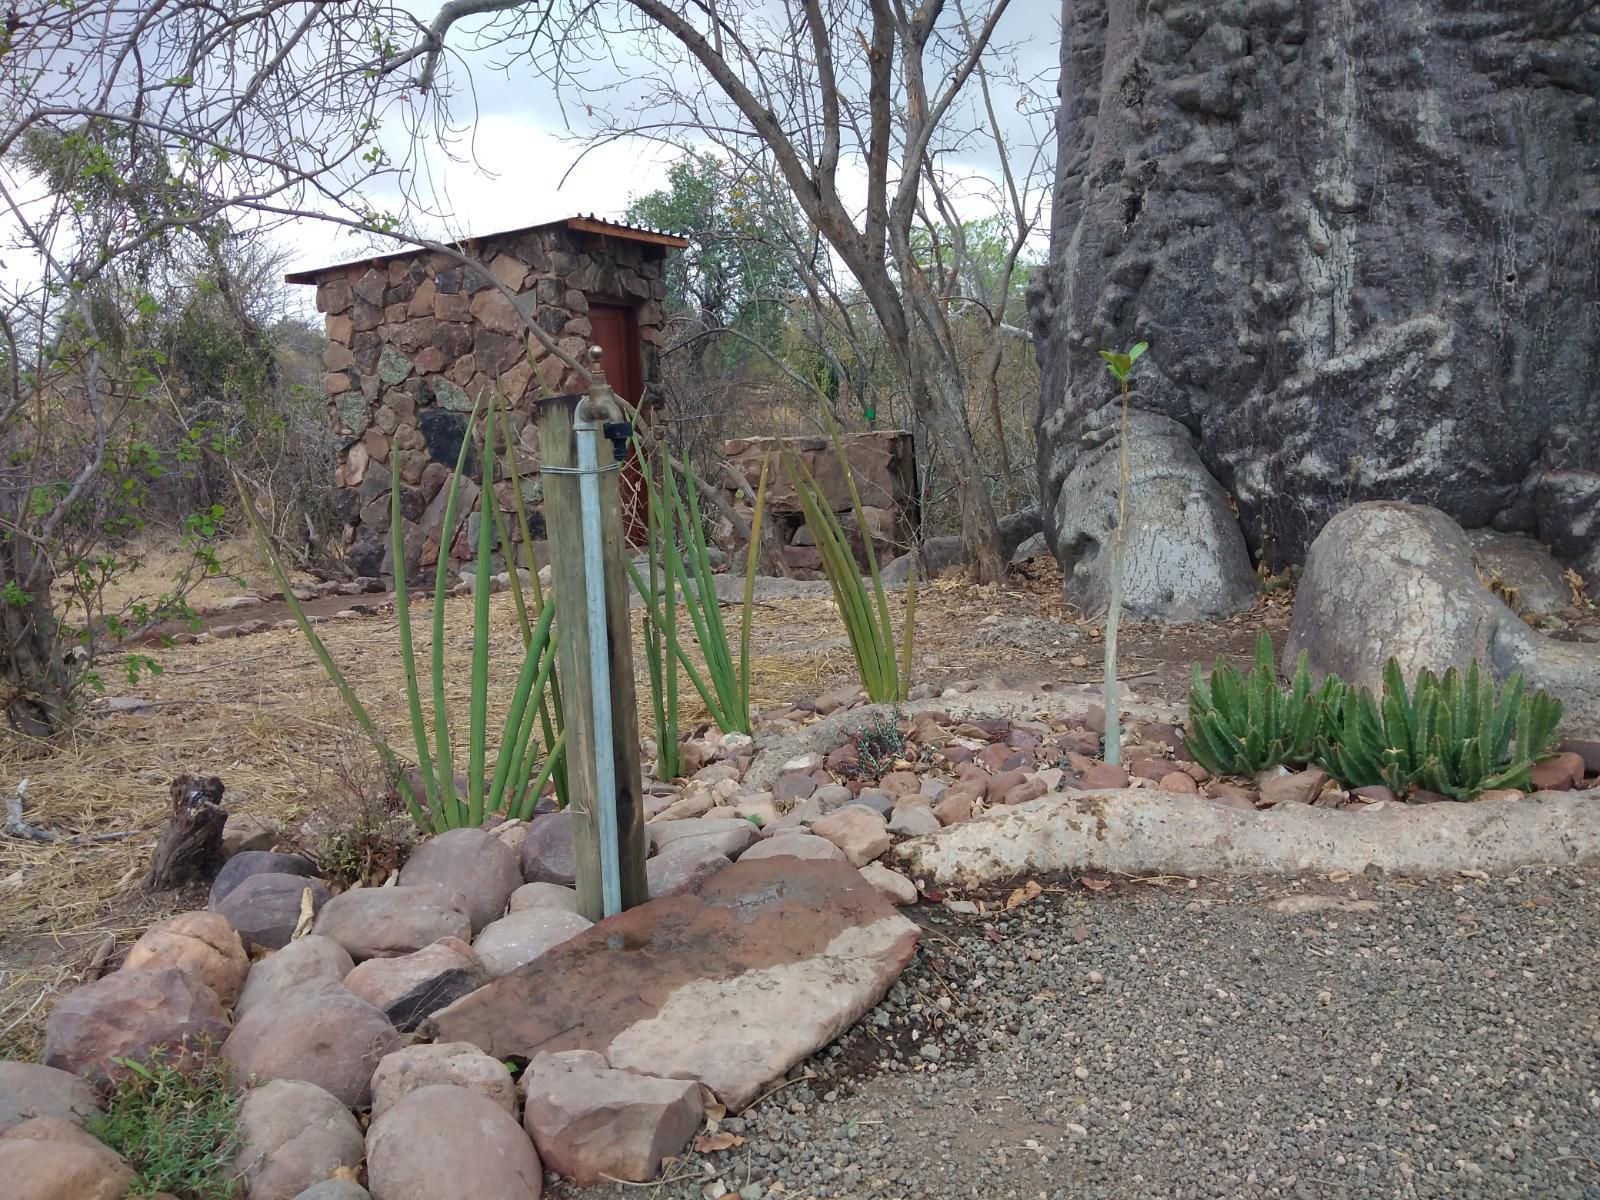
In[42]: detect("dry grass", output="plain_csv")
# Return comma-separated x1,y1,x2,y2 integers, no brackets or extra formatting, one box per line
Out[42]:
53,533,315,617
0,559,1273,1059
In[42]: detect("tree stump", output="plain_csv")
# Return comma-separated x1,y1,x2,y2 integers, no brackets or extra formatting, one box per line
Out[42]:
141,775,228,892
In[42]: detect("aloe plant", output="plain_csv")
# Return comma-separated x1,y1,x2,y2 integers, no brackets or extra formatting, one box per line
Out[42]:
237,390,564,831
1185,632,1343,775
780,431,915,704
1096,340,1148,765
629,450,770,754
1316,659,1563,801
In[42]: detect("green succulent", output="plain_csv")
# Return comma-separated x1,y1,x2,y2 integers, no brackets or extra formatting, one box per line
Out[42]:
1185,632,1342,775
1315,659,1563,801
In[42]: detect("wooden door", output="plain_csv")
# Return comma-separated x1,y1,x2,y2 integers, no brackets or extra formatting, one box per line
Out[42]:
587,303,649,544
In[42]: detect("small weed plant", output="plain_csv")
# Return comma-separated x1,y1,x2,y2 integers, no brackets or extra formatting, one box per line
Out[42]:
88,1052,242,1200
854,708,909,777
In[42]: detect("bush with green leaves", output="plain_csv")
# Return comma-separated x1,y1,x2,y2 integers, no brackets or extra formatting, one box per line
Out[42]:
87,1053,241,1200
1315,659,1562,801
1185,633,1342,775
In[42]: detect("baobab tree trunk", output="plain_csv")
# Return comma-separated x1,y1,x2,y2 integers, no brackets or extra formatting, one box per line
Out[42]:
1031,0,1600,582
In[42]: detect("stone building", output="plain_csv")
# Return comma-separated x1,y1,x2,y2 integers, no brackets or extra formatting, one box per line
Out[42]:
286,216,688,577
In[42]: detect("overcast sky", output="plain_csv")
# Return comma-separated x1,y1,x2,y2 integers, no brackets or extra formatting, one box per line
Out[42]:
279,0,1060,305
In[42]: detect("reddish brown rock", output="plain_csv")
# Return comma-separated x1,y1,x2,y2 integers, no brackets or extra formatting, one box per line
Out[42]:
0,1116,135,1200
984,769,1028,804
224,985,399,1107
1531,751,1586,791
43,967,230,1088
1206,784,1260,810
1001,776,1048,806
1259,767,1329,807
648,817,758,859
1158,771,1200,795
809,806,892,866
424,858,919,1109
123,911,249,1008
399,826,522,933
210,851,320,907
1129,759,1170,783
312,886,471,961
367,1085,542,1200
343,937,488,1032
739,833,847,862
520,1050,701,1186
857,862,918,905
507,883,581,914
236,936,354,1021
1079,763,1129,789
235,1079,364,1200
370,1042,517,1120
520,811,577,885
214,873,332,953
933,792,975,826
646,843,731,898
0,1062,100,1133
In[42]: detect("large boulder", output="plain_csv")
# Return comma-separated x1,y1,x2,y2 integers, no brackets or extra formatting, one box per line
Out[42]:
1285,503,1600,736
311,886,471,961
0,1062,100,1132
368,1042,517,1120
472,909,592,978
123,911,249,1009
520,1049,702,1186
519,811,575,886
424,857,919,1109
342,937,488,1032
210,852,320,907
1029,0,1600,575
398,827,522,933
0,1117,135,1200
43,968,231,1087
235,937,354,1022
1466,529,1575,616
1047,412,1258,621
214,874,332,953
235,1079,365,1200
224,985,399,1107
366,1085,542,1200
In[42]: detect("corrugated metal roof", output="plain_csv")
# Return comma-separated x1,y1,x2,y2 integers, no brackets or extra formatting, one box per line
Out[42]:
284,214,689,284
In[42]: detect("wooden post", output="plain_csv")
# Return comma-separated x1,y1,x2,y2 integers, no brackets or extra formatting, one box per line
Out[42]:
538,364,648,921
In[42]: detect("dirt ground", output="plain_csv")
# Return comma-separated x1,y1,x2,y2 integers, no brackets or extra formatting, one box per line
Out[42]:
0,556,1287,1059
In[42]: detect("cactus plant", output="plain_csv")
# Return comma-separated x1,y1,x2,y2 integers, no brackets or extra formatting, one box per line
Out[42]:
1316,659,1563,801
1185,632,1342,775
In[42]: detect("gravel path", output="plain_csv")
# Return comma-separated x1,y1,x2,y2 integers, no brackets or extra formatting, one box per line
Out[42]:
554,868,1600,1200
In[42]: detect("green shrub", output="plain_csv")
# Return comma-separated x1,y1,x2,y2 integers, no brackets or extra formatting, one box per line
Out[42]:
1185,632,1341,775
853,708,909,777
1315,659,1563,801
781,435,915,705
87,1053,241,1200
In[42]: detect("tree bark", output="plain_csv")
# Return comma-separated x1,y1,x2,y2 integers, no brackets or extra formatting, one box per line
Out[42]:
142,775,228,892
0,530,69,739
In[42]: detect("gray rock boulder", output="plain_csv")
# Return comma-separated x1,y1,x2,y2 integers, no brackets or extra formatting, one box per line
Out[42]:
472,908,592,977
0,1062,100,1132
1285,503,1600,736
368,1042,518,1120
43,967,231,1088
236,936,354,1021
366,1084,542,1200
224,984,399,1107
235,1079,365,1200
1029,0,1600,574
1048,412,1257,621
342,937,488,1032
398,827,521,933
312,886,471,961
1467,529,1574,615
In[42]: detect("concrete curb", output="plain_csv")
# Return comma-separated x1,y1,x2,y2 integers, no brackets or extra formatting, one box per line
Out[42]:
889,789,1600,883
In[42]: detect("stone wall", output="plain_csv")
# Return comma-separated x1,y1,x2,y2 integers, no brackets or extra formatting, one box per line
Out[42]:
308,227,669,577
721,433,918,574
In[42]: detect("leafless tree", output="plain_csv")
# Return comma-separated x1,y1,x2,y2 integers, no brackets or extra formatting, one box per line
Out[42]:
401,0,1030,580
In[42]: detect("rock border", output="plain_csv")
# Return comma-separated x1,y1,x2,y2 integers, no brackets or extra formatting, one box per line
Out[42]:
891,788,1600,885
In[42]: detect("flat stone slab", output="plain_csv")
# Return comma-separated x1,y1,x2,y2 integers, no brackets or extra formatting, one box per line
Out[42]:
425,857,919,1109
891,789,1600,885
